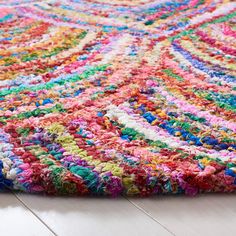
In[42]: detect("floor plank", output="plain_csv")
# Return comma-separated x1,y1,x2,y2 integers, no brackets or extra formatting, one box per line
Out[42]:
16,193,173,236
128,193,236,236
0,193,54,236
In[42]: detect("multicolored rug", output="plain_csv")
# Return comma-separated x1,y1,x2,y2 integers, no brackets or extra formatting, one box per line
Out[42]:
0,0,236,196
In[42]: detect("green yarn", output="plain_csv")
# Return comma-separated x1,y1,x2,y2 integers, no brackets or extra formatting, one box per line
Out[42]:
162,69,184,81
0,64,109,97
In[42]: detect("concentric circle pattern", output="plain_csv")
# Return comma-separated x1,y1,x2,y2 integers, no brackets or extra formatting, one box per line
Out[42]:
0,0,236,196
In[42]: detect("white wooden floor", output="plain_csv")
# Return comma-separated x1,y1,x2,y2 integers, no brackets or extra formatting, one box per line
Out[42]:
0,193,236,236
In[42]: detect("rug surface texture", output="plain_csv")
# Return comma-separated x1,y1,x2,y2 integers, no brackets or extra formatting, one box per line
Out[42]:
0,0,236,196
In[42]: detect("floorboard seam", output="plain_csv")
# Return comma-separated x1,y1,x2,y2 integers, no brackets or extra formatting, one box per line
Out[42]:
124,197,176,236
13,193,58,236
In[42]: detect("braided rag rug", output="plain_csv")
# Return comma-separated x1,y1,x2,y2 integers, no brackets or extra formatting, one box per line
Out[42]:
0,0,236,197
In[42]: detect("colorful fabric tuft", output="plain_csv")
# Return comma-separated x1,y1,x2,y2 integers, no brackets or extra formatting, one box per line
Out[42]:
0,0,236,196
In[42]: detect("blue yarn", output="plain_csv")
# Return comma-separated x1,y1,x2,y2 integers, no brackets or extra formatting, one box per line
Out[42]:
121,135,130,141
218,143,228,149
0,160,13,190
225,169,236,177
42,98,54,105
74,89,83,96
172,43,236,82
97,112,104,117
143,112,156,123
